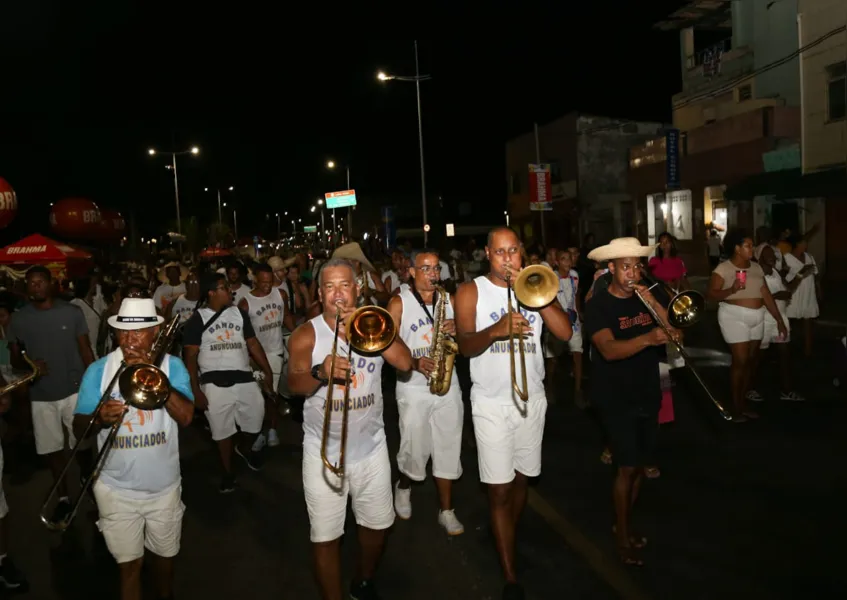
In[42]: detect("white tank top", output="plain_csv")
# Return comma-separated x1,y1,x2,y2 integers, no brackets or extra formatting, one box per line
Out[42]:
470,275,544,404
243,288,285,355
196,306,251,373
396,288,458,392
171,294,197,324
302,315,386,464
384,270,401,293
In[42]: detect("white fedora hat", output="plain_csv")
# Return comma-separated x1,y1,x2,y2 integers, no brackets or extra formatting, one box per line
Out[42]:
107,298,165,330
587,237,656,262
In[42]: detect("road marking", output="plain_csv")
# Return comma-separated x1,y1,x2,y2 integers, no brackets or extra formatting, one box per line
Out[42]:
527,489,651,600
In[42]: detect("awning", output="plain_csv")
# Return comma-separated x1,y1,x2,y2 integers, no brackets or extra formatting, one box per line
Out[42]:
0,233,92,263
724,168,847,201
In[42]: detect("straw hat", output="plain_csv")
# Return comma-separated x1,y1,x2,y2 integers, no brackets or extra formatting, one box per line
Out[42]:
267,256,286,271
107,298,165,330
158,261,189,284
332,242,375,272
587,237,655,262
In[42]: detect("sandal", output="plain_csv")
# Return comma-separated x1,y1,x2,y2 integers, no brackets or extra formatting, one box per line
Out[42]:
644,466,661,479
600,449,612,465
612,525,647,548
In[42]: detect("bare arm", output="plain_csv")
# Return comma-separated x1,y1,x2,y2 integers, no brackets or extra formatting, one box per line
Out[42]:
538,301,572,342
592,328,664,362
455,281,497,358
707,273,739,302
164,389,194,427
286,324,322,396
237,297,249,313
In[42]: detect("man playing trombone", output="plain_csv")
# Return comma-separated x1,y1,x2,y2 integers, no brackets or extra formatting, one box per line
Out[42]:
582,238,679,567
287,258,412,600
454,227,572,600
74,298,195,600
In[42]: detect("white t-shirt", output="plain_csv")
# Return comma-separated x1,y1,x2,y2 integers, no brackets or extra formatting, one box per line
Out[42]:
243,288,285,355
470,276,544,404
764,270,788,316
182,306,255,374
75,350,192,498
153,282,186,311
396,288,458,393
230,284,251,307
556,269,581,331
170,294,197,324
303,315,385,464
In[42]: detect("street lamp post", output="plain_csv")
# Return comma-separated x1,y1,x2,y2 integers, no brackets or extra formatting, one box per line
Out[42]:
377,40,432,245
326,160,352,240
147,146,199,245
204,185,234,225
275,213,280,240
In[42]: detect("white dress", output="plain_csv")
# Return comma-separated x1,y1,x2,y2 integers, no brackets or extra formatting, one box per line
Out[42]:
784,252,819,319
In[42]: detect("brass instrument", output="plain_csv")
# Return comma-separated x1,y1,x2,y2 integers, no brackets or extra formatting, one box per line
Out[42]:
505,264,560,402
0,349,39,396
320,304,396,476
633,274,732,421
40,316,181,532
428,285,458,395
356,272,372,307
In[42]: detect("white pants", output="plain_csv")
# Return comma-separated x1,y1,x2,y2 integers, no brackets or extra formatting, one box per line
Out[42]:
543,326,583,358
471,394,547,485
202,382,265,441
718,303,765,344
302,442,394,543
396,387,463,481
32,393,78,455
94,481,185,563
0,444,8,519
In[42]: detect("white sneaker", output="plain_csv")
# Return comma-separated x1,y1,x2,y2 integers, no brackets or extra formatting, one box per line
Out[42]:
438,509,464,536
267,429,280,447
394,482,411,520
252,433,267,452
780,391,805,402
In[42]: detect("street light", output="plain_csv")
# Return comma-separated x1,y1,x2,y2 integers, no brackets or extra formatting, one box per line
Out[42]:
147,145,200,244
326,160,353,239
377,41,432,244
275,213,280,240
204,185,234,225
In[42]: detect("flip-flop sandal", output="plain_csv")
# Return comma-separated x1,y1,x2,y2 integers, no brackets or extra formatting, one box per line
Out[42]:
644,466,661,479
617,545,644,566
613,525,647,548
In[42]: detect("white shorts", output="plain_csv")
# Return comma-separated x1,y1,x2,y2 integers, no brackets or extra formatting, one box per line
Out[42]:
471,394,547,484
302,442,394,543
718,304,765,345
202,382,265,441
761,310,790,350
32,393,78,455
261,353,284,393
542,327,583,358
0,444,8,519
93,481,185,563
396,386,463,481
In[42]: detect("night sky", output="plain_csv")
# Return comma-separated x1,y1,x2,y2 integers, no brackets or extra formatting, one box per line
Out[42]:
0,2,688,247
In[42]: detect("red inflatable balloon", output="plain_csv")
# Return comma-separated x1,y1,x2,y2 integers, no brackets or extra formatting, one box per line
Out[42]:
0,178,19,229
97,209,126,241
49,197,102,239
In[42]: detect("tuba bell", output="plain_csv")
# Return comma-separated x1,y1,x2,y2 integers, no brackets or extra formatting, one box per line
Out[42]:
428,285,459,396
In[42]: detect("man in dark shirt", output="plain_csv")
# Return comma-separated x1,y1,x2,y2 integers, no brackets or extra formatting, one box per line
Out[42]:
583,238,678,567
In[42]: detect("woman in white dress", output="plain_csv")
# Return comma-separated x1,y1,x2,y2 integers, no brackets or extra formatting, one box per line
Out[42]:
783,236,821,357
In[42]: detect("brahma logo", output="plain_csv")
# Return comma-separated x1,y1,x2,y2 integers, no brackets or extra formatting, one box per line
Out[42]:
7,246,47,255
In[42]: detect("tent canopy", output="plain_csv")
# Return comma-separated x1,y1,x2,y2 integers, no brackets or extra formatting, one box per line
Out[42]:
0,233,92,264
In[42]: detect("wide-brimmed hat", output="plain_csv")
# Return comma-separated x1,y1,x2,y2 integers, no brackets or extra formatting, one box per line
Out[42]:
587,237,655,262
267,256,286,271
107,298,165,331
158,261,189,284
332,243,375,272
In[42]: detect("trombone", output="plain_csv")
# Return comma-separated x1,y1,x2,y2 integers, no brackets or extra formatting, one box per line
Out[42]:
40,316,181,532
320,304,396,476
633,274,733,421
504,264,560,402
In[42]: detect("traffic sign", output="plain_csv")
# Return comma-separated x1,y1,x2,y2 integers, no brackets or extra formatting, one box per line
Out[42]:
303,225,317,233
325,190,357,210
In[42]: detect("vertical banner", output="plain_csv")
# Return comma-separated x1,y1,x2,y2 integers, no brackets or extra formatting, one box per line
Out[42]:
381,206,396,250
666,129,680,190
528,164,552,211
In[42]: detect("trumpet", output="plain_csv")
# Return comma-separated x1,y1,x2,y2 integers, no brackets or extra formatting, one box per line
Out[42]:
40,316,181,532
504,264,560,402
632,275,732,421
320,304,396,476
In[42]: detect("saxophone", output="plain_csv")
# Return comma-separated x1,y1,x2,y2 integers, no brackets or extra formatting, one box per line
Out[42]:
428,285,459,395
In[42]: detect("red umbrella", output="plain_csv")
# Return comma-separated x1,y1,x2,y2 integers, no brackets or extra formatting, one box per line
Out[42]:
198,247,232,259
0,233,92,263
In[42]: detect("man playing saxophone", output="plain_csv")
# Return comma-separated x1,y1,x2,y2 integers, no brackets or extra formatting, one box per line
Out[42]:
386,249,465,535
74,298,195,600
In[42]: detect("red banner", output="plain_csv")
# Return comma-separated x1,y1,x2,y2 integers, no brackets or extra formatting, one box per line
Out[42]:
529,164,552,211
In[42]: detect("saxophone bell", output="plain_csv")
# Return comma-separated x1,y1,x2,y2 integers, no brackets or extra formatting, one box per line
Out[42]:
427,285,459,396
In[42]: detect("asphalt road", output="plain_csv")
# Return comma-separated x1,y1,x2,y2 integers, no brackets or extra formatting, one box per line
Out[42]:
2,310,846,599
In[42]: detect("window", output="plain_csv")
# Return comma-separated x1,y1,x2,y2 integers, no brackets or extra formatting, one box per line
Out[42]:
827,61,846,121
737,84,752,102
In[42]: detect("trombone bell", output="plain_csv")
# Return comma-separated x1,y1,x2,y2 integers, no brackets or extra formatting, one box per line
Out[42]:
667,290,705,329
512,264,560,309
118,364,171,411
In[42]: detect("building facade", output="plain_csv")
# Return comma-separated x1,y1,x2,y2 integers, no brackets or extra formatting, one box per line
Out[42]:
506,114,664,251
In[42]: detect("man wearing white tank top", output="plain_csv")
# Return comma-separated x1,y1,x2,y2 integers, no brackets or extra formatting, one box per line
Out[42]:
287,258,412,600
238,264,296,449
387,249,464,536
454,227,572,600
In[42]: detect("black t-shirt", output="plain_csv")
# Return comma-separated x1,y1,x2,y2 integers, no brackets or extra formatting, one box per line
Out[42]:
583,287,661,407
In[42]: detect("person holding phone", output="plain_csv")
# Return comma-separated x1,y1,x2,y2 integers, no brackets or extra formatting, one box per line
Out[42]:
708,229,786,422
